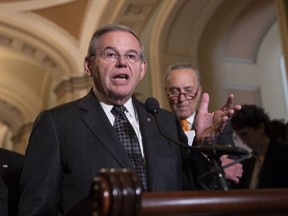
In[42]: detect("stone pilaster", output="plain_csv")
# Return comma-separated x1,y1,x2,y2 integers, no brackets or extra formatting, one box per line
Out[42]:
54,76,94,104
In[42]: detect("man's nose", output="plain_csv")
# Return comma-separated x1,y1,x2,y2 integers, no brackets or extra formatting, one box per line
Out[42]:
116,55,127,67
178,93,187,101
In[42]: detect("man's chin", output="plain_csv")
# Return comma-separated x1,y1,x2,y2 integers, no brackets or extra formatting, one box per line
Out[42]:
176,112,189,120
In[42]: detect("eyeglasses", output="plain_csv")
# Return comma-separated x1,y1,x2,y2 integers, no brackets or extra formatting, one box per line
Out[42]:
168,87,199,100
101,50,141,63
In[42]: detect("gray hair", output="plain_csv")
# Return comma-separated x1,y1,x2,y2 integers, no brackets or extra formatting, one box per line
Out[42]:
86,24,145,61
165,62,201,82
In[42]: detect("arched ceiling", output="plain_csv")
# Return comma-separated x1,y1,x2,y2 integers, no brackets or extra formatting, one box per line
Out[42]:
160,0,276,63
0,0,161,133
152,0,277,107
0,0,279,136
222,0,276,62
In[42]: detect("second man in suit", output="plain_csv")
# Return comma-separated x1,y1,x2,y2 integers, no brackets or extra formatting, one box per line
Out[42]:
164,62,243,188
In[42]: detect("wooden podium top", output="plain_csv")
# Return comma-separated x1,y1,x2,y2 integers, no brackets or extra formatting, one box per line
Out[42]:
66,168,288,216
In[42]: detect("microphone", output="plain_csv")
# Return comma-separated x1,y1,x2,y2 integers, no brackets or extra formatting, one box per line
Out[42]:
145,97,192,149
144,97,249,156
145,96,159,116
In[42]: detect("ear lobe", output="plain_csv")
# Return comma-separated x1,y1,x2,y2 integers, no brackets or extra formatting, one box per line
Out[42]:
84,58,92,76
198,86,202,94
140,61,147,80
196,86,202,100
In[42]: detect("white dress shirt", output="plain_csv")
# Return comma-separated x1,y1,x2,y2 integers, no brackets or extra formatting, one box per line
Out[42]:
184,112,196,146
95,91,145,158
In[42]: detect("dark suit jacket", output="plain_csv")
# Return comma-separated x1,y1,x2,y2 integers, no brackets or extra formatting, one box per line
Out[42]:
0,148,24,216
235,139,288,189
214,121,235,146
188,113,236,190
258,140,288,188
18,90,205,215
0,177,8,216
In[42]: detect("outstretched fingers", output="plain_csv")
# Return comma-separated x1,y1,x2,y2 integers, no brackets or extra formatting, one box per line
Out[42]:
198,93,209,114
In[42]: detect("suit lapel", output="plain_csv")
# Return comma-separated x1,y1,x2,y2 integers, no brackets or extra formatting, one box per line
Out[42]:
78,91,133,168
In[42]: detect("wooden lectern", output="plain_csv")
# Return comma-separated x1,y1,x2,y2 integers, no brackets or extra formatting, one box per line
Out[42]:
67,168,288,216
93,168,288,216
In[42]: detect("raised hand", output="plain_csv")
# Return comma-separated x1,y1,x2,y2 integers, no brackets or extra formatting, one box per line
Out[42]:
194,93,241,144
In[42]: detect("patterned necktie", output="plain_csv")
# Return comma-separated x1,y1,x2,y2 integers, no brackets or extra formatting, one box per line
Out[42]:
111,105,148,191
181,119,190,131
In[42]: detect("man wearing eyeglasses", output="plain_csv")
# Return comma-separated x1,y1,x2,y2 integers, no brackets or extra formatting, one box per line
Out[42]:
165,63,243,189
165,62,235,146
18,25,242,215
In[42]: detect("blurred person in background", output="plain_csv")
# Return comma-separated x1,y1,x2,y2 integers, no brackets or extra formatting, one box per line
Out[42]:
165,62,243,190
164,62,236,146
231,104,288,188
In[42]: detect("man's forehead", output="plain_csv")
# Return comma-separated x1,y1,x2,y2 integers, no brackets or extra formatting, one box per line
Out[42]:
169,69,199,85
98,31,140,46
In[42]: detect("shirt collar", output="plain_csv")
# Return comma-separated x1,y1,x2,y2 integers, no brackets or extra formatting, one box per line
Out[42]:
92,87,136,119
186,112,196,125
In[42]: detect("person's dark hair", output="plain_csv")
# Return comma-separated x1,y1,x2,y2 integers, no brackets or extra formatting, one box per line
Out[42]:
86,24,145,62
164,62,201,82
270,119,287,144
231,104,271,136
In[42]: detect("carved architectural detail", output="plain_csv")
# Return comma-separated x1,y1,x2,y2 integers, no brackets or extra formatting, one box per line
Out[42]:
118,0,160,34
11,122,33,154
0,33,58,69
0,98,22,118
54,76,94,104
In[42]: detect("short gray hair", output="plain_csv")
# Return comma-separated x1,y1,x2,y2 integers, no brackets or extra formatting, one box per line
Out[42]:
165,62,201,82
86,24,145,61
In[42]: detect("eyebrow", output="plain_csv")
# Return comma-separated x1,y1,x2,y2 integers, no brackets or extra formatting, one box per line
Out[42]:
102,46,139,54
169,86,194,90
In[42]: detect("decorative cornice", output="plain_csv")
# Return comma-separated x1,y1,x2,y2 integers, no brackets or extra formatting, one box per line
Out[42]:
0,98,22,117
54,75,94,97
0,32,58,69
118,0,160,34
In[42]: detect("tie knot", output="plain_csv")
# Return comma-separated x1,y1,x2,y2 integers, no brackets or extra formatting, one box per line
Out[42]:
181,119,190,131
111,105,126,117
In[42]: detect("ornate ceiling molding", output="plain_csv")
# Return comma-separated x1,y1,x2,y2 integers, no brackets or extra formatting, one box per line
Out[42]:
0,32,58,69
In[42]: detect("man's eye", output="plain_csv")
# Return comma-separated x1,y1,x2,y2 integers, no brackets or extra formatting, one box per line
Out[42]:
106,52,117,58
184,88,193,93
126,54,137,60
170,89,180,94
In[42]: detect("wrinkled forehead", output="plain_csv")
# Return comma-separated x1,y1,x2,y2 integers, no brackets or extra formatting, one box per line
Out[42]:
97,31,141,52
167,69,199,87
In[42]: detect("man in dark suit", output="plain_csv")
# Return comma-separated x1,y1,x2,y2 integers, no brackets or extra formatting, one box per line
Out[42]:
164,62,243,189
18,24,242,215
231,104,288,189
164,62,235,146
0,148,24,216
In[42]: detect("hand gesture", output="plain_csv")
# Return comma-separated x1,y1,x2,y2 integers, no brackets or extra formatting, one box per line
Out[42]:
194,93,241,144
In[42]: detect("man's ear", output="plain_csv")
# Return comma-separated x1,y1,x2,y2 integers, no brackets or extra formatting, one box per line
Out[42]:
84,58,92,76
139,60,147,80
196,85,202,100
